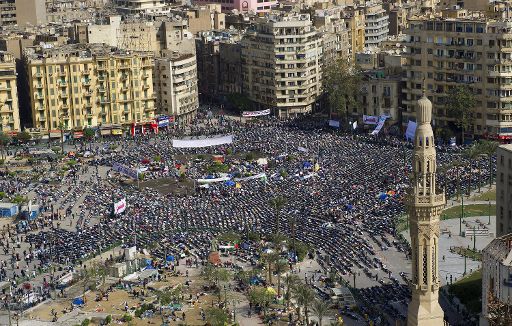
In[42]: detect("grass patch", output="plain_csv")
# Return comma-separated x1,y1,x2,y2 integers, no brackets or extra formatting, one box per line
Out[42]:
449,270,482,314
471,189,496,201
441,204,495,220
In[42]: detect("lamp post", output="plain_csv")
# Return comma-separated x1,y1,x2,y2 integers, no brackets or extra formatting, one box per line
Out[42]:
488,199,491,225
460,194,464,237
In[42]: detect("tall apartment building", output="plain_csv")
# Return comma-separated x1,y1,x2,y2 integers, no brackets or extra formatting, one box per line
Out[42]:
0,0,46,26
0,52,20,132
343,8,365,58
195,31,242,99
481,233,512,326
402,15,512,141
364,1,389,48
154,51,199,125
496,144,512,236
25,44,155,133
241,14,323,118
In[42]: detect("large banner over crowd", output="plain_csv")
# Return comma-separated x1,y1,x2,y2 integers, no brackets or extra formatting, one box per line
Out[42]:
113,163,139,180
370,116,388,135
172,135,233,148
405,121,417,141
242,109,271,117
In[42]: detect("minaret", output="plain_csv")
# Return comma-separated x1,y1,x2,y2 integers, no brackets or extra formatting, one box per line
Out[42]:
406,89,445,326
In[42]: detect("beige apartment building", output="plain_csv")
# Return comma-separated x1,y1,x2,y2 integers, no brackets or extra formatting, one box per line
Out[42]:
241,14,323,118
154,51,199,125
0,52,20,132
403,14,512,141
25,44,155,133
343,7,365,58
0,0,46,26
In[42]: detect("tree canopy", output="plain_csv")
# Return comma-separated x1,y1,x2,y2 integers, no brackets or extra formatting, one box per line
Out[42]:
323,58,362,125
445,85,476,143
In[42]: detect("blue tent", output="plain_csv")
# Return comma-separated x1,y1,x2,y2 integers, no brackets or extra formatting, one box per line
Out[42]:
378,193,388,201
345,204,353,211
72,297,84,305
224,180,236,186
303,162,312,169
206,175,214,179
166,255,175,262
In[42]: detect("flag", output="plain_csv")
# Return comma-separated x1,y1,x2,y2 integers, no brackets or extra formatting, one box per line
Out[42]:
235,182,241,189
314,163,320,172
352,121,357,130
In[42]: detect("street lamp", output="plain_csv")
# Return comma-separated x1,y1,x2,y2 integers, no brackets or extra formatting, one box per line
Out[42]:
488,199,491,225
59,114,68,154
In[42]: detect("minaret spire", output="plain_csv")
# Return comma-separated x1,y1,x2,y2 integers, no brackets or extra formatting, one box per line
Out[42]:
406,93,445,326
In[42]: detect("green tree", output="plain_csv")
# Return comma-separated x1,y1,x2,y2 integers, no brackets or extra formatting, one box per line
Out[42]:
323,59,362,126
293,285,315,324
201,265,232,303
83,128,95,141
311,299,331,326
16,131,31,143
284,273,300,308
270,196,286,235
248,286,274,316
0,132,11,159
205,307,228,326
445,85,476,144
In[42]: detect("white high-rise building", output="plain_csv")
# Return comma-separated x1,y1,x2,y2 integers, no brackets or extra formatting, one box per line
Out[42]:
241,14,323,118
364,1,389,48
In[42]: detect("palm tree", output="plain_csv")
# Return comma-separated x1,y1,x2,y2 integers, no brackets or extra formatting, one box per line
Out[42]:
311,299,331,326
273,260,288,297
293,285,315,324
452,160,464,201
262,252,279,285
288,216,297,253
284,273,300,308
270,196,286,235
0,132,10,160
464,145,482,195
479,140,499,187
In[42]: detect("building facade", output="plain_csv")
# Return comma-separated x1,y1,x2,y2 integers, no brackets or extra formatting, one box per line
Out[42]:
154,51,199,124
25,44,155,133
0,52,20,132
0,0,46,26
496,144,512,237
481,233,512,326
405,92,445,326
403,16,512,141
241,14,323,118
195,31,242,99
191,0,276,13
364,1,390,48
113,0,169,15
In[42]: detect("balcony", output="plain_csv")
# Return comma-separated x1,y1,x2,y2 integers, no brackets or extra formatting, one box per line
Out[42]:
120,74,128,81
59,82,67,87
34,72,43,78
60,93,68,98
98,87,106,93
35,84,43,89
85,91,92,97
83,80,91,86
35,94,44,100
142,74,149,79
39,116,46,121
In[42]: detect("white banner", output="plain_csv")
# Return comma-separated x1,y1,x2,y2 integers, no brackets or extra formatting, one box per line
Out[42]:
242,109,271,117
405,121,417,141
172,135,233,148
363,115,379,125
196,176,231,184
234,173,267,182
114,198,127,215
370,116,388,135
